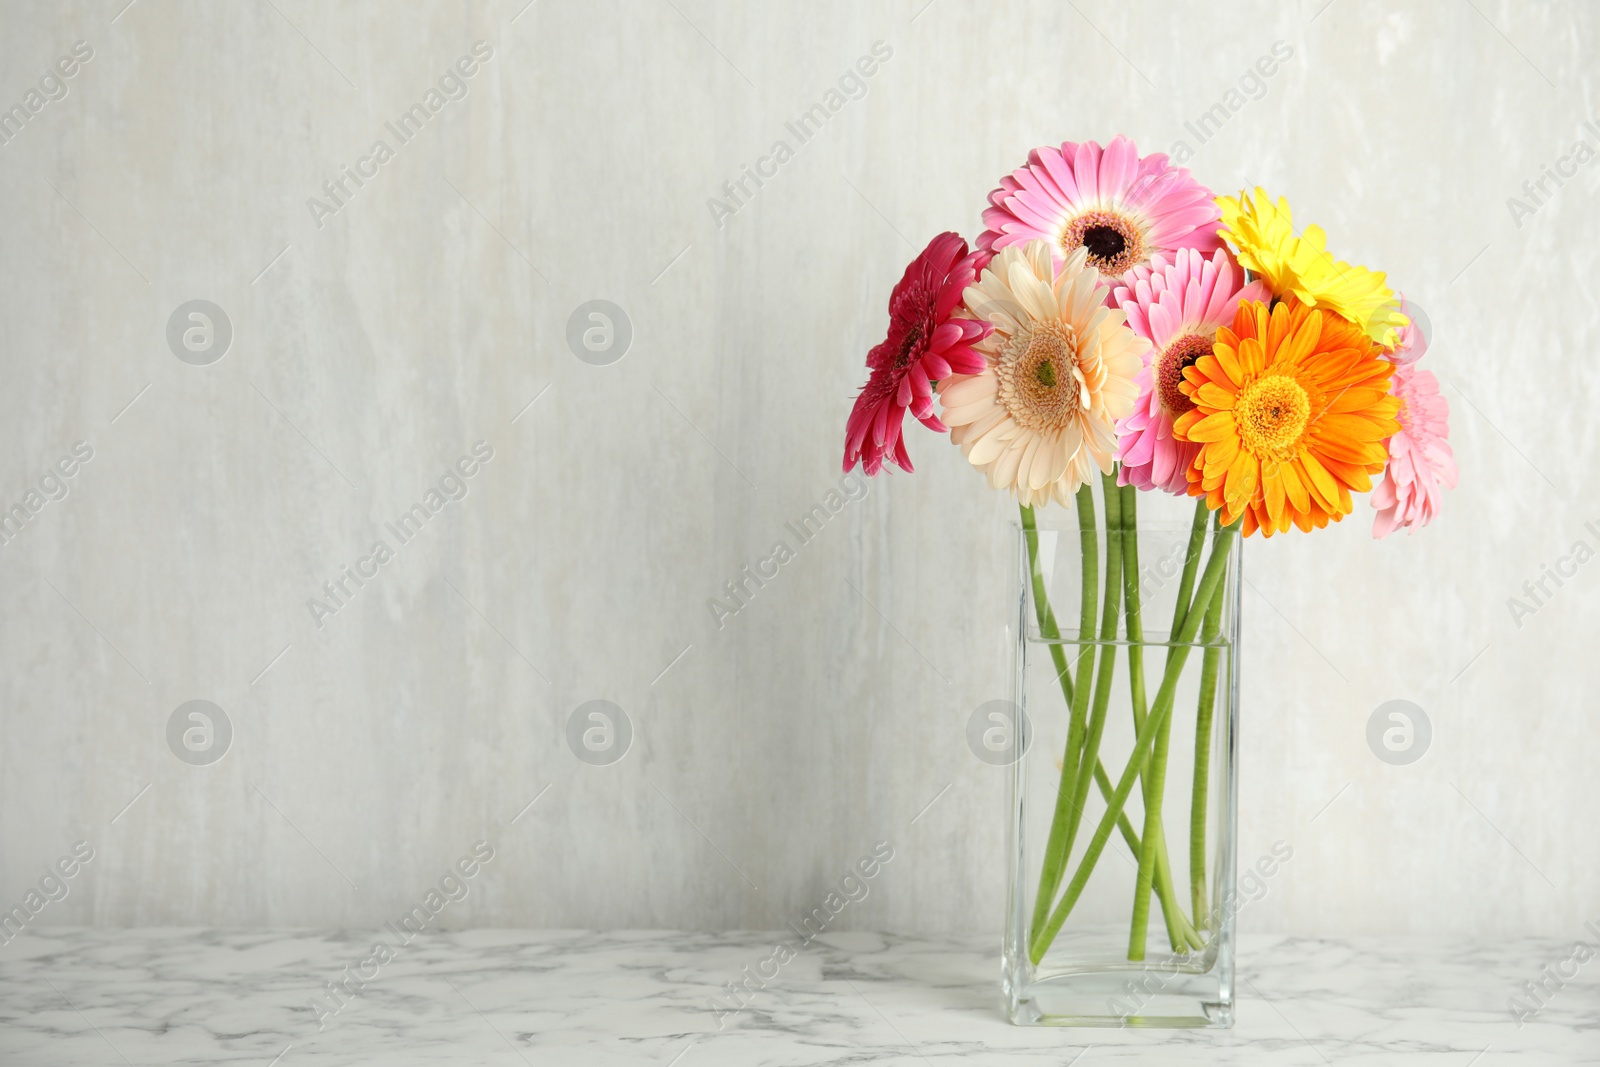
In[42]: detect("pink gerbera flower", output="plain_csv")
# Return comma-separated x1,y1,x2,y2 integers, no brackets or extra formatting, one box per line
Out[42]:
844,233,992,474
1109,248,1268,494
978,136,1222,279
1372,360,1457,537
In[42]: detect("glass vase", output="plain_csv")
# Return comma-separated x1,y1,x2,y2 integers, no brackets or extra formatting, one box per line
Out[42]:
1003,480,1242,1027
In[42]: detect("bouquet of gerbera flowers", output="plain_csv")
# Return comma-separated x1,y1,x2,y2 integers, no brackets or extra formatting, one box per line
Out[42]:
843,137,1457,1024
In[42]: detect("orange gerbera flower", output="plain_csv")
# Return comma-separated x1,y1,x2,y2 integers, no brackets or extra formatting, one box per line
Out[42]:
1173,299,1400,537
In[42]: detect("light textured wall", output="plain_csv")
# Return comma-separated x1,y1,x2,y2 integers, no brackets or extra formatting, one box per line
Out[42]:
1,0,1595,937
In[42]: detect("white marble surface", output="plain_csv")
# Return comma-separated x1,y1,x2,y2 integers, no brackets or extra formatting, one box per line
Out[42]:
1,929,1595,1064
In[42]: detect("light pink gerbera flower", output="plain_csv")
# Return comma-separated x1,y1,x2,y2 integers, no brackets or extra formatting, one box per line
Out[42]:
1110,248,1268,494
1371,360,1457,538
978,136,1222,279
843,233,993,475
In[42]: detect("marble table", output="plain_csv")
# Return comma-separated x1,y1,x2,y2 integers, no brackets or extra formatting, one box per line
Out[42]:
1,929,1595,1064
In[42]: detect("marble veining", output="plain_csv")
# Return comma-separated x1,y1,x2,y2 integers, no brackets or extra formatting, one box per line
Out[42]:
1,929,1596,1064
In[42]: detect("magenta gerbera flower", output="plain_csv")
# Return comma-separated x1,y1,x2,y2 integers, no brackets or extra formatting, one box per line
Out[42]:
979,136,1222,279
844,233,992,475
1371,360,1457,538
1109,248,1267,494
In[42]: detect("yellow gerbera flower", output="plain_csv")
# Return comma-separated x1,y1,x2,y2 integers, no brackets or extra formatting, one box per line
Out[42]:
1218,188,1406,348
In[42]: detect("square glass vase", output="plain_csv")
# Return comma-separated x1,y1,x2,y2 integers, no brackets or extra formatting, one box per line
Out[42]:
1003,503,1241,1028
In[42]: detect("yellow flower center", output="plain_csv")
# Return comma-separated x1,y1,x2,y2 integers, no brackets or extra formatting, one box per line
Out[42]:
1391,376,1416,434
1235,374,1311,462
1157,333,1213,416
999,320,1082,433
1061,209,1146,276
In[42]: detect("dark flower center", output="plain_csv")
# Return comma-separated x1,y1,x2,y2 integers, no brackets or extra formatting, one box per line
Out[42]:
894,324,924,369
1060,209,1146,276
1156,333,1215,415
1081,226,1126,263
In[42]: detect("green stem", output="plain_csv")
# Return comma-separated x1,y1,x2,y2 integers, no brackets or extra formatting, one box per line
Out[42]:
1120,482,1192,954
1096,759,1146,858
1067,485,1101,780
1126,483,1190,953
1030,520,1238,965
1058,474,1123,866
1027,486,1099,946
1171,499,1210,640
1129,658,1177,960
1029,475,1128,958
1021,504,1145,862
1020,505,1073,706
1189,569,1227,929
1120,484,1149,734
1151,825,1204,951
1125,498,1212,955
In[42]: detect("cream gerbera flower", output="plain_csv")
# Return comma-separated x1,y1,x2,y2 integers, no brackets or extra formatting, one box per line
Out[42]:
937,241,1146,506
